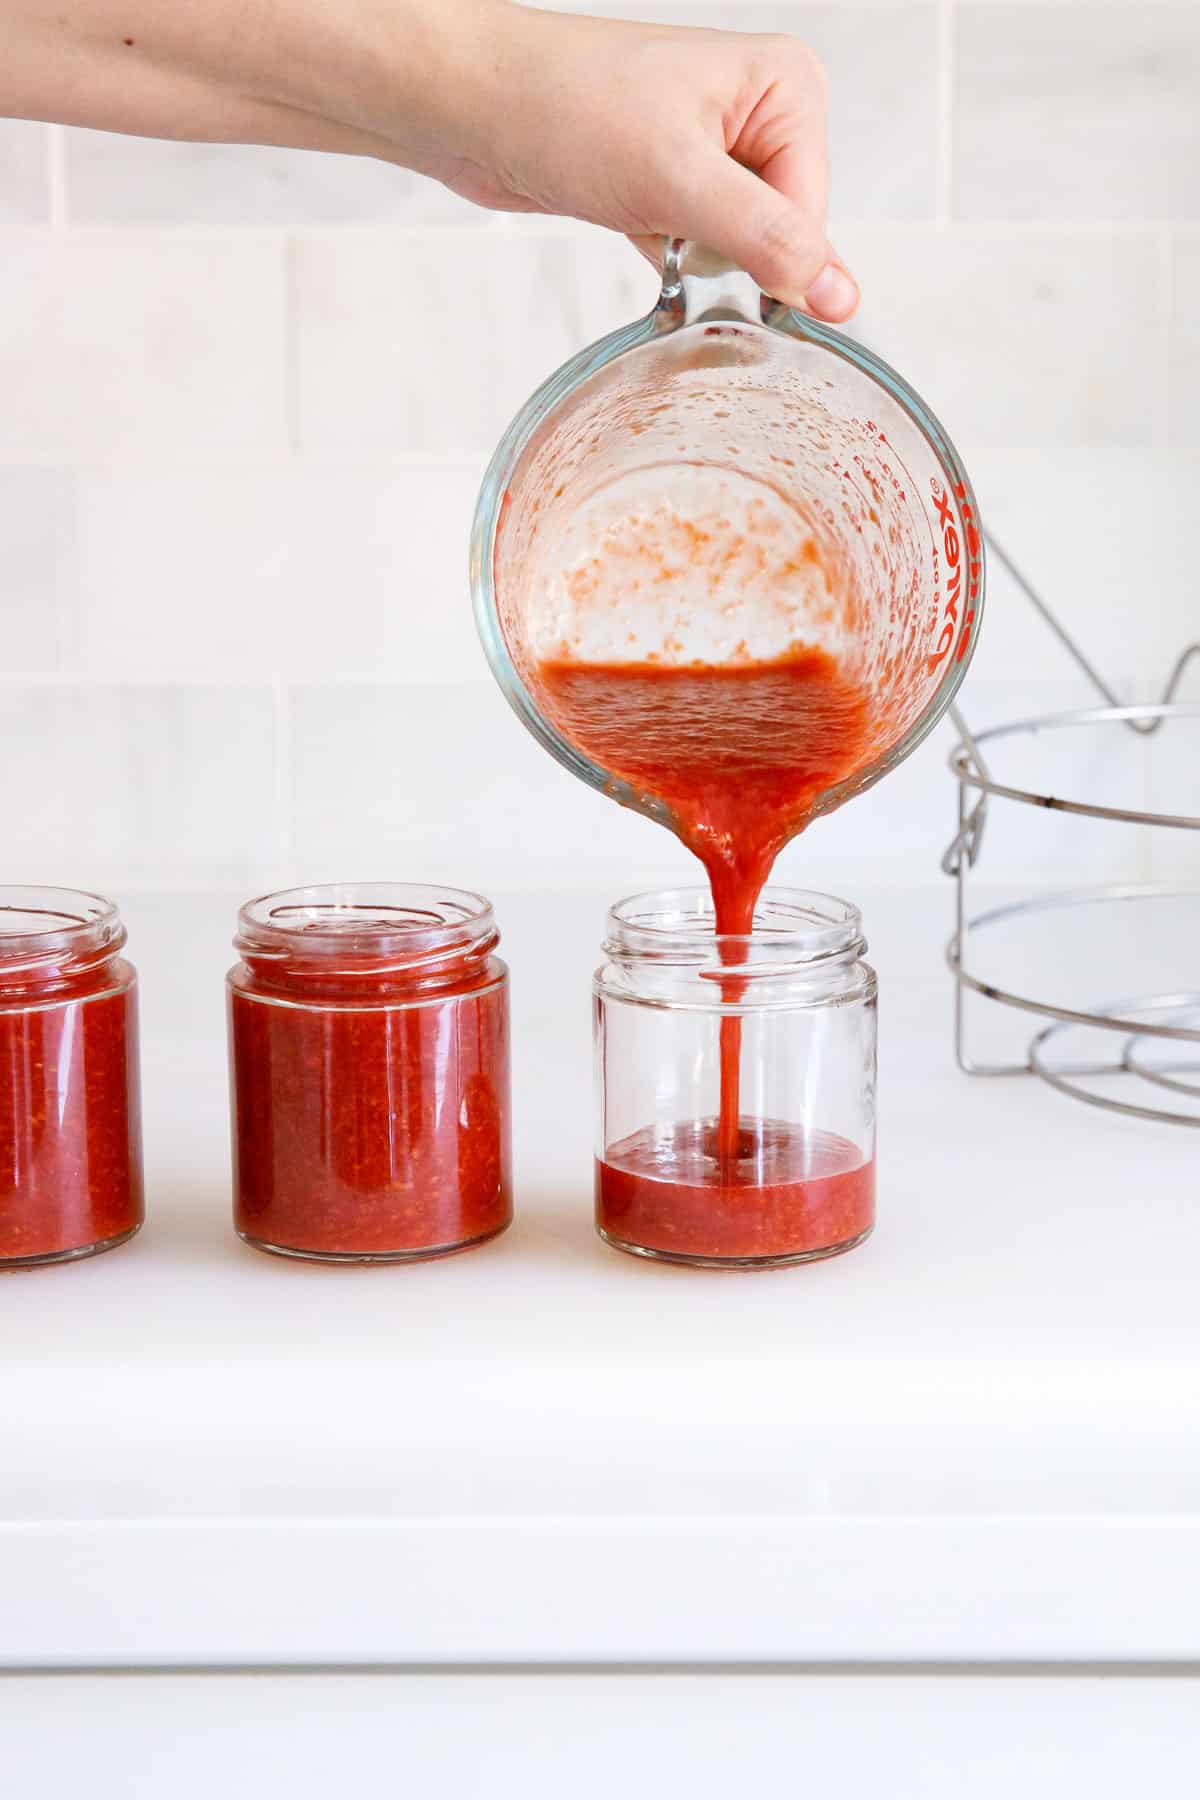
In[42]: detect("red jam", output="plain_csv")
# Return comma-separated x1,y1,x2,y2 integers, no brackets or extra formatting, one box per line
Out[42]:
227,886,512,1261
597,1122,874,1265
534,651,878,1260
536,650,875,935
0,890,143,1267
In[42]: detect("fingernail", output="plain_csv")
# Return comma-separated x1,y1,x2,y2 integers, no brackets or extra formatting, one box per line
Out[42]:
805,263,858,319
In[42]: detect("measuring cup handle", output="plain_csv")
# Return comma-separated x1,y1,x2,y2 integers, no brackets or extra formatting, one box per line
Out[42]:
661,238,740,292
659,237,768,327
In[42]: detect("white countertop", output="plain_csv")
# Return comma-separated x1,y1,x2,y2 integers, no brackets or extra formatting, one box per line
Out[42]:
3,885,1198,1669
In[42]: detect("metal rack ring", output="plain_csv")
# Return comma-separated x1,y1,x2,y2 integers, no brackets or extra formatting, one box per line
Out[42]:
944,526,1199,1125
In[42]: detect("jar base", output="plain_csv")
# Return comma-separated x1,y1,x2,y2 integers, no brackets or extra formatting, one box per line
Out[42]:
596,1221,873,1270
0,1222,142,1271
236,1219,511,1265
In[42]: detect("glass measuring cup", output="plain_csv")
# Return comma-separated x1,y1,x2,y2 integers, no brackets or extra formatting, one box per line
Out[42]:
470,238,984,836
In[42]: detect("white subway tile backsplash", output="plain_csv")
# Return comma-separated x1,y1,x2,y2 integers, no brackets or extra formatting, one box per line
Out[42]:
292,230,659,456
289,678,974,893
288,679,687,890
964,449,1200,690
286,671,1158,895
807,4,939,225
0,121,50,223
842,226,1162,450
777,721,961,886
581,3,939,223
0,2,1192,897
62,130,488,227
0,684,278,885
1168,232,1200,448
0,231,287,457
73,465,489,679
0,470,75,670
954,5,1200,221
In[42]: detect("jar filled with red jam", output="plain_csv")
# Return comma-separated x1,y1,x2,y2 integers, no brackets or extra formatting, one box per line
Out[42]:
594,887,876,1269
0,886,144,1268
227,883,512,1262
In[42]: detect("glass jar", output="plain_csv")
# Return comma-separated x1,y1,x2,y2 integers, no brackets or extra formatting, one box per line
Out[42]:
227,883,512,1262
0,887,144,1267
594,887,876,1268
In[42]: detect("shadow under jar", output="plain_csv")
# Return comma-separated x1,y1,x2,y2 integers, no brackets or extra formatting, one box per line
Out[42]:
227,883,512,1263
0,887,144,1268
594,888,877,1269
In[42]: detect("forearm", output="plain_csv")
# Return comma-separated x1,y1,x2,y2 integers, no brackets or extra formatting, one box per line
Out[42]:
1,0,500,161
0,0,857,317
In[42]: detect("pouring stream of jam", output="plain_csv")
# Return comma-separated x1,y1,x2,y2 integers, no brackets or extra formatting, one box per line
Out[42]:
534,647,876,1158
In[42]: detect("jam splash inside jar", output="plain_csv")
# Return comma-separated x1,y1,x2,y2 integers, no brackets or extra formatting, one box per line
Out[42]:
594,888,876,1268
227,883,512,1263
0,886,144,1268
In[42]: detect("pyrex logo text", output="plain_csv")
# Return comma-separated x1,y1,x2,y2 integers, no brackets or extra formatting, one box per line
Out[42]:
930,479,982,663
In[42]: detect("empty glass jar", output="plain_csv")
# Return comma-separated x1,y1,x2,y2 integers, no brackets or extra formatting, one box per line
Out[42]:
594,887,876,1268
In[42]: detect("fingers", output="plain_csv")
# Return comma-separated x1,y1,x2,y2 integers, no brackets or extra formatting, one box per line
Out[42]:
667,152,858,321
739,91,831,232
803,255,859,321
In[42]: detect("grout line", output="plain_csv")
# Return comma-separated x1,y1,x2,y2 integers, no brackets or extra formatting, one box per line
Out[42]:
12,874,980,902
0,672,284,691
1156,225,1173,452
56,469,82,672
15,216,1192,245
46,125,67,228
0,671,497,691
271,678,294,873
54,221,522,242
0,450,489,472
934,0,954,229
45,126,67,228
283,235,301,458
32,215,1194,233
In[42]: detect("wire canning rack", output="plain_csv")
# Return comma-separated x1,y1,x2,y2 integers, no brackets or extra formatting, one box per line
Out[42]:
945,535,1200,1127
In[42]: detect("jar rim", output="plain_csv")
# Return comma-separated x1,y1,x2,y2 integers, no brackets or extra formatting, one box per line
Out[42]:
0,885,125,972
605,885,865,967
236,881,497,969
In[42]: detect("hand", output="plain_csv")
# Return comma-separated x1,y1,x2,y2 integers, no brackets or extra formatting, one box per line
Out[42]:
427,5,858,321
3,0,856,319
